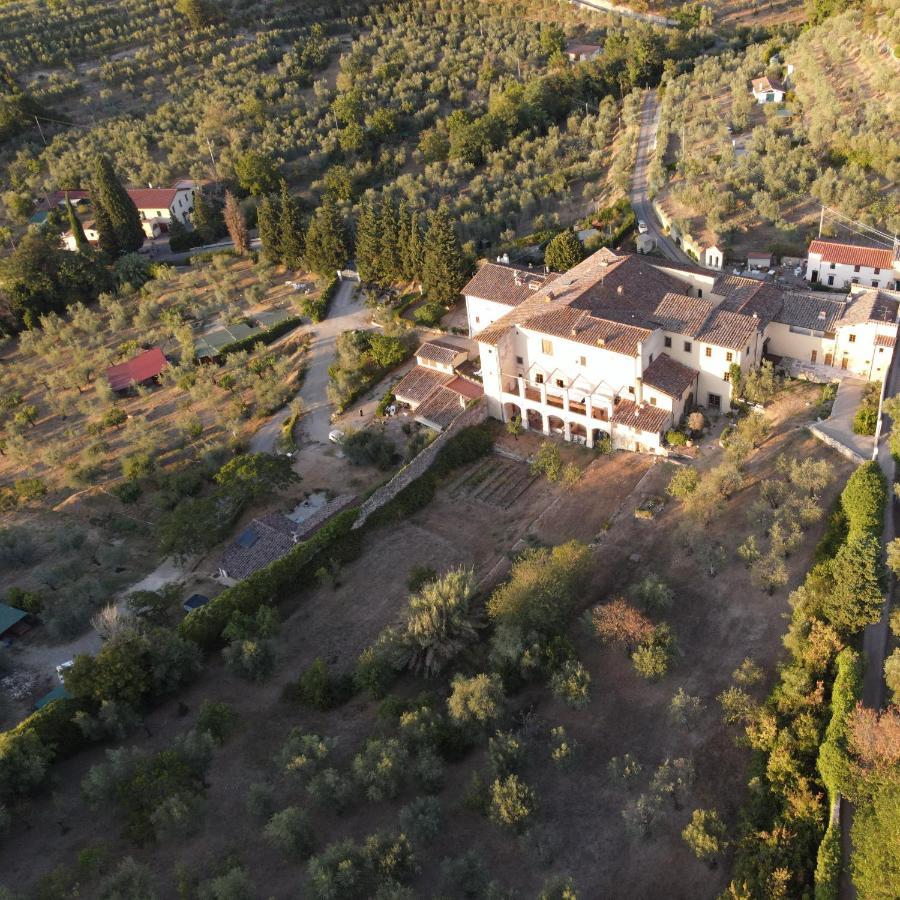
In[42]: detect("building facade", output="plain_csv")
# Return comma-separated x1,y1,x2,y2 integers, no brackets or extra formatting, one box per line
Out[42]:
464,250,899,454
805,239,900,291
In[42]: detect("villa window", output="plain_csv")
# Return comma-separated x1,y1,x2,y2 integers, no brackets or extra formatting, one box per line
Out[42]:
830,263,836,269
649,353,654,363
555,378,565,388
684,341,692,352
849,334,856,343
535,373,544,384
649,396,657,405
664,336,671,348
705,347,712,358
628,386,635,394
516,355,523,364
579,356,586,366
708,393,721,409
541,339,553,355
726,351,733,362
827,275,834,286
698,289,703,298
875,267,881,275
872,281,879,288
475,316,480,324
854,265,861,273
723,371,731,382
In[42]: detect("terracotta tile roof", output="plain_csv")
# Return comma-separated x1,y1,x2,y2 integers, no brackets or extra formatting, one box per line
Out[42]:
126,187,180,210
416,338,466,366
105,347,167,391
522,307,651,356
394,366,451,405
697,307,761,350
612,398,670,434
651,292,713,336
875,333,896,348
462,262,561,307
808,240,895,269
718,281,784,324
642,353,698,398
49,189,90,206
566,42,602,55
774,292,845,331
293,495,356,541
445,376,483,400
415,386,467,430
752,75,784,93
838,290,899,326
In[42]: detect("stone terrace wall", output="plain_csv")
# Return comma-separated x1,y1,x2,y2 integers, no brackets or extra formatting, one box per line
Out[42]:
353,400,487,528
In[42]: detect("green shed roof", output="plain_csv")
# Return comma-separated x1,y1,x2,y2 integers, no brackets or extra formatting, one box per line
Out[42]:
34,685,70,710
0,603,26,634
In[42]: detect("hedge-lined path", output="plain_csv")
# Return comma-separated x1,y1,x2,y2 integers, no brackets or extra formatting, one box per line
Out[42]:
249,277,367,453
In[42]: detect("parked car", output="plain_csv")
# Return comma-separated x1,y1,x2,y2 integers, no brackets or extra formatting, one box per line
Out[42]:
638,220,648,234
328,429,345,444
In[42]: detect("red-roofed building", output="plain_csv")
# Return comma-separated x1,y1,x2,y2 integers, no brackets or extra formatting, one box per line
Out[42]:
751,75,785,103
806,239,899,291
105,347,168,392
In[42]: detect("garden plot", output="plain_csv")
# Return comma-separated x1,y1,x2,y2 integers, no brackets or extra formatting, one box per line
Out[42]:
447,455,536,509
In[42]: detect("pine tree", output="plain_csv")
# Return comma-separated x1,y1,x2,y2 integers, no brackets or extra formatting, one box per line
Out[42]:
422,203,466,305
91,155,144,253
378,197,400,285
304,196,348,276
354,197,380,284
65,195,89,252
223,190,249,254
93,201,120,258
256,194,282,263
396,200,413,282
175,0,210,29
277,181,305,270
191,189,225,244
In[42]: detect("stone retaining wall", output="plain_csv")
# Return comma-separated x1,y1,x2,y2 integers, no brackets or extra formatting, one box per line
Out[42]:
353,400,487,528
808,424,866,466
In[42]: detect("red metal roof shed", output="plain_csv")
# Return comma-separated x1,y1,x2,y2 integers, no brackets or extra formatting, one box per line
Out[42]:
105,347,168,392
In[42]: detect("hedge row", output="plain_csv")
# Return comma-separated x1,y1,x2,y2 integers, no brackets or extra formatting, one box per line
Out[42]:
301,275,339,323
179,507,362,649
217,315,304,359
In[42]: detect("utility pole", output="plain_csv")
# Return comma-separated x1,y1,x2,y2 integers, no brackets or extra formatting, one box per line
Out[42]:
34,115,46,146
206,137,218,181
818,205,824,238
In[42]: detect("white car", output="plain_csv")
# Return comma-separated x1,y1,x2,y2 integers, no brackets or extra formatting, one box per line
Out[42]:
328,429,345,445
56,660,74,683
637,220,648,234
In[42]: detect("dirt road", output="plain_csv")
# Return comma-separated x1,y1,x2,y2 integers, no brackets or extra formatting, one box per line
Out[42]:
249,278,369,453
630,90,696,266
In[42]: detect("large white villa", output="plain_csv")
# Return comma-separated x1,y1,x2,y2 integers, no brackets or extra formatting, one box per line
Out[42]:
463,248,899,454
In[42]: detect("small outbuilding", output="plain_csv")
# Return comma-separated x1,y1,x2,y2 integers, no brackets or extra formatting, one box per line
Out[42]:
747,251,773,270
0,602,29,641
566,41,603,62
751,76,785,104
105,347,168,393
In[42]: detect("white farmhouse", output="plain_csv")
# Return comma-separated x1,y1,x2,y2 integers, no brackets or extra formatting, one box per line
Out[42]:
463,250,899,454
805,239,899,291
751,75,785,104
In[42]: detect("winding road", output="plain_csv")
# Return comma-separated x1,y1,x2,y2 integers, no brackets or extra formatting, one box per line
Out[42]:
630,90,696,266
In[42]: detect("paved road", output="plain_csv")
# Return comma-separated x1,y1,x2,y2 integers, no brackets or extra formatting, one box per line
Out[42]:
630,90,696,267
249,277,368,453
571,0,677,26
148,236,261,265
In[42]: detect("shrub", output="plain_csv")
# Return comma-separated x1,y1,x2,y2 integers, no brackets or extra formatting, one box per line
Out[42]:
549,659,591,709
96,857,157,899
669,688,704,727
196,701,238,744
631,625,676,681
490,774,536,831
538,876,578,900
666,429,687,447
222,638,275,681
667,467,698,498
447,673,504,727
290,657,351,710
488,731,524,778
399,796,442,846
814,822,841,900
591,599,654,651
851,381,881,436
621,792,664,838
197,866,255,900
277,731,333,780
307,768,354,812
307,839,371,900
439,851,489,898
530,442,563,481
245,782,275,821
352,738,408,802
264,806,314,860
406,565,436,593
353,629,404,698
549,725,576,766
607,753,643,786
631,573,674,613
342,428,396,470
840,461,886,536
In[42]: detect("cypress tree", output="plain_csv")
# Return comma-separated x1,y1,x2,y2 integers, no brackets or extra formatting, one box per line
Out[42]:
277,180,305,270
64,195,89,252
93,201,120,258
396,200,412,282
91,155,144,253
407,210,424,283
544,229,584,272
257,193,282,263
378,196,400,285
223,190,249,254
422,203,465,305
304,195,348,276
354,196,380,284
192,188,225,243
